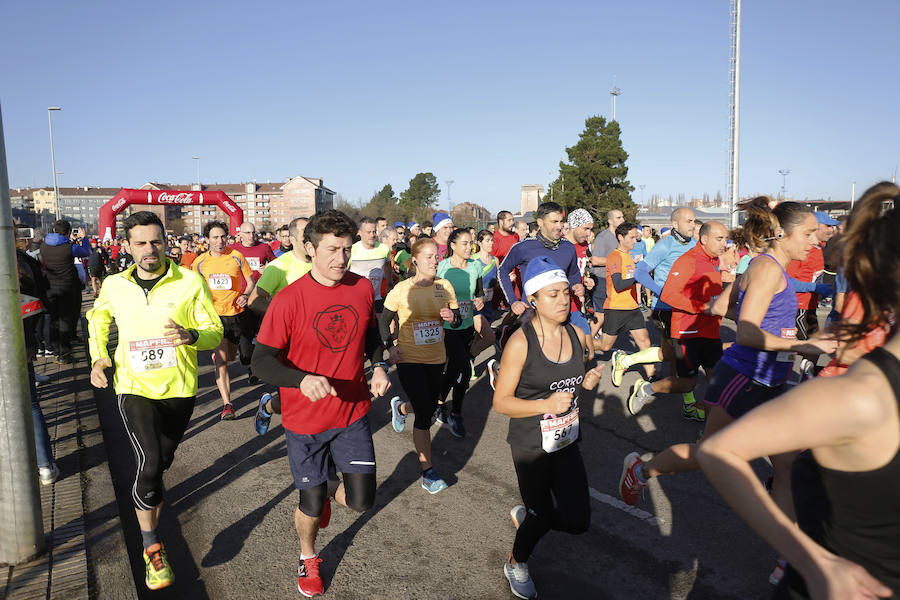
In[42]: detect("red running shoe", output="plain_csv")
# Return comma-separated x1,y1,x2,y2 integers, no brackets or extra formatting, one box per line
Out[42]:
619,452,647,507
319,498,331,529
220,403,235,421
297,556,324,597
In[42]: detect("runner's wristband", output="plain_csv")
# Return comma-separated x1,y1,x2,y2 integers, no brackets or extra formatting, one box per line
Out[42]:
187,329,199,345
372,362,389,372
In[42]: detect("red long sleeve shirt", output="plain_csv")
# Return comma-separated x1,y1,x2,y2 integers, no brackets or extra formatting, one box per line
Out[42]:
787,244,825,310
660,244,724,339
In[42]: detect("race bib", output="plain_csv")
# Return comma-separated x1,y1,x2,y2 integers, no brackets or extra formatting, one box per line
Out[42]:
777,328,797,363
459,300,473,321
129,338,176,372
246,256,261,271
540,409,579,453
624,266,635,279
208,273,232,290
413,320,443,345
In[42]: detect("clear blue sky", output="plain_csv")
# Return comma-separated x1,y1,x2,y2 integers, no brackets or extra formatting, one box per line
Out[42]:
2,0,898,214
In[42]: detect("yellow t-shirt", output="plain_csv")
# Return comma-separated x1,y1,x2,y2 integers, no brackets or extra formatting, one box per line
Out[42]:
192,249,252,316
256,251,311,297
383,277,458,365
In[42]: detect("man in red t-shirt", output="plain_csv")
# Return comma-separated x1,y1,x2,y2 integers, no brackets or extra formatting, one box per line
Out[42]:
229,222,276,283
491,210,520,264
251,210,390,598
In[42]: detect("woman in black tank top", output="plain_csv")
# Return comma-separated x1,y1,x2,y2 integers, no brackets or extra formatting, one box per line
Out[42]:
697,182,900,599
492,257,603,599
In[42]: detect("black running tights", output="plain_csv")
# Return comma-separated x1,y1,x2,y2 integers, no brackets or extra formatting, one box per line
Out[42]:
511,443,590,563
440,327,474,415
118,394,195,510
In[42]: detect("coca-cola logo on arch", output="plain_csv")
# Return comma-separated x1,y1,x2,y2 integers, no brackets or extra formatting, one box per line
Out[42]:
155,192,196,205
111,197,127,212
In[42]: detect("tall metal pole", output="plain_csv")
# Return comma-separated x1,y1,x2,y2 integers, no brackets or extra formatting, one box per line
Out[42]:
0,102,46,564
851,181,856,208
47,107,61,221
193,156,200,188
778,168,791,199
728,0,742,228
445,179,454,214
610,86,622,121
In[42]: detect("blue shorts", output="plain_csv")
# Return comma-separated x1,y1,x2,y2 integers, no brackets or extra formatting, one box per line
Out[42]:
569,310,592,336
285,415,376,490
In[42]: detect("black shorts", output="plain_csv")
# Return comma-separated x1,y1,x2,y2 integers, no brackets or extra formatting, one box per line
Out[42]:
673,337,723,378
650,309,672,338
591,280,607,315
795,309,819,340
705,361,785,420
602,308,645,337
88,267,105,278
285,415,376,490
219,312,253,346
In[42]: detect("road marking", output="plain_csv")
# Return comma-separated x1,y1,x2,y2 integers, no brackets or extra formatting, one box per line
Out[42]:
589,487,663,526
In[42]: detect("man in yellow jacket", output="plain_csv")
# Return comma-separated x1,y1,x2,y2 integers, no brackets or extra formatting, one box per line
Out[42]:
87,211,223,591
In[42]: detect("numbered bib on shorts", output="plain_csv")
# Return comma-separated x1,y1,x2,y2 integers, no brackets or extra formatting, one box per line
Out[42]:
208,273,232,290
129,338,176,372
246,256,261,271
458,300,473,320
540,409,579,453
413,320,443,345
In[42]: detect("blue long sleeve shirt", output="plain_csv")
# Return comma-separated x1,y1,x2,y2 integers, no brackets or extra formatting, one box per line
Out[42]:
634,235,697,310
498,238,581,304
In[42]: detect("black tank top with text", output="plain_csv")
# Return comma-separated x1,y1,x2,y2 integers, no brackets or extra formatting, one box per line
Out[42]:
506,320,585,451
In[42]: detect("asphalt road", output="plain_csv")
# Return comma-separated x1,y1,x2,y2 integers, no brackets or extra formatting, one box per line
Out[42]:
93,314,787,600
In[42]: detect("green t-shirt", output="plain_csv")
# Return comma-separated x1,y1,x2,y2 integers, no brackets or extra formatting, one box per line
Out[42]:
436,257,481,330
256,251,311,296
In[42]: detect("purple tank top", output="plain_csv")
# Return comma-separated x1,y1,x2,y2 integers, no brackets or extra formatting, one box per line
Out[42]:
722,254,799,386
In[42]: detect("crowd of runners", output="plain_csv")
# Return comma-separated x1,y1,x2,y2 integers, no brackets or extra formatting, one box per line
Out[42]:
18,181,898,599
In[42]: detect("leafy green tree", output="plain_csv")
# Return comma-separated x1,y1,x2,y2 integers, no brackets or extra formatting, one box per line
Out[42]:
368,184,399,218
548,116,637,222
399,173,441,218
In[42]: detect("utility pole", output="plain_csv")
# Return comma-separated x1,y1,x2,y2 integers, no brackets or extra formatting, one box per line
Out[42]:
192,156,200,188
727,0,742,228
610,85,622,121
638,184,646,206
851,181,856,208
778,169,791,199
445,180,454,214
0,101,46,564
47,107,61,221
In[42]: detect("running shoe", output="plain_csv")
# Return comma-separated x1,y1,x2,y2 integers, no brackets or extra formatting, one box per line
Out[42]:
504,554,538,600
769,559,788,585
319,498,332,529
255,393,273,435
36,348,45,357
421,468,448,494
143,543,174,590
447,414,466,438
44,348,56,357
619,452,647,507
39,463,60,486
681,403,706,422
799,358,816,382
611,349,627,387
247,368,259,385
627,379,653,415
220,403,236,421
297,555,324,598
34,372,50,384
434,403,448,425
488,358,500,390
390,396,406,433
510,504,526,530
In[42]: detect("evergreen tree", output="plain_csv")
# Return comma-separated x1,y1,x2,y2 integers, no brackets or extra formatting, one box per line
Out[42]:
548,116,636,221
399,173,441,217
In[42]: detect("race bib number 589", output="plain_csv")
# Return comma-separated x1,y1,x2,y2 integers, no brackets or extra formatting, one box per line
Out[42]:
129,338,176,372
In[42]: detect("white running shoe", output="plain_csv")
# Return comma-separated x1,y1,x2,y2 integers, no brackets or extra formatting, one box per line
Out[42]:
39,464,60,486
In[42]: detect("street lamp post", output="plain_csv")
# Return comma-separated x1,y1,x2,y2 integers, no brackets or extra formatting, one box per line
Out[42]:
47,107,61,220
445,179,454,214
778,169,791,200
192,156,200,188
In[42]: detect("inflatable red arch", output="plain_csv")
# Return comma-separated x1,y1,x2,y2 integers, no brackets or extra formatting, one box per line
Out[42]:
99,189,244,240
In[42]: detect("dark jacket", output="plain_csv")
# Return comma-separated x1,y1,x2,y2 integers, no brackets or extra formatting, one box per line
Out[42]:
17,249,50,359
40,233,90,289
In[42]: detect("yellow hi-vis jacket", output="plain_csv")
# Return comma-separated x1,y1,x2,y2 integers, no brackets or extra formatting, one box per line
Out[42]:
87,260,224,399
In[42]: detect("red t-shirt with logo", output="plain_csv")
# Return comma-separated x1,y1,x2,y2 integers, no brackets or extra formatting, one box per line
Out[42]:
228,242,276,282
256,272,375,435
787,244,825,310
